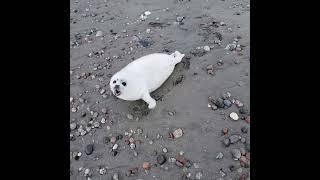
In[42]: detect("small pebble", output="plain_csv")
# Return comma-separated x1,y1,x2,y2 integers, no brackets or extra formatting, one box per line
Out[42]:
213,98,224,108
229,165,236,172
220,21,226,26
235,100,244,107
223,138,230,147
216,152,224,159
241,137,246,143
112,173,119,180
146,28,151,33
127,114,133,120
101,118,106,124
99,167,106,175
231,149,241,160
176,16,184,22
222,127,229,135
245,116,250,123
130,143,136,149
116,134,123,140
173,128,183,138
110,137,117,143
223,99,232,108
241,126,248,133
71,107,77,112
85,144,94,155
179,151,185,156
93,112,98,118
96,31,103,37
84,168,91,176
133,150,138,157
168,111,175,116
175,160,184,167
239,107,249,114
144,11,151,16
230,112,239,121
101,108,107,114
112,144,119,150
151,150,158,156
163,148,168,153
70,123,77,130
229,135,241,144
157,154,167,165
111,150,118,156
203,46,210,52
240,147,246,155
93,121,100,128
168,157,176,163
104,137,110,144
143,162,151,170
129,137,134,143
193,163,200,169
195,172,203,180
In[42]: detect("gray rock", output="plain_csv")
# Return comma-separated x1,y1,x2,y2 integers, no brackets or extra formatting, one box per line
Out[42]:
216,152,224,159
223,138,230,147
175,160,184,167
221,92,231,100
104,137,110,144
239,107,249,114
101,108,107,114
231,149,241,160
85,144,94,155
223,100,232,108
241,137,246,143
229,135,240,144
111,150,118,156
214,98,225,108
241,126,249,133
157,154,167,165
110,137,117,143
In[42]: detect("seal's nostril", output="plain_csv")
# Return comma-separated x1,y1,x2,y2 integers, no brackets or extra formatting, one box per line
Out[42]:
115,85,120,89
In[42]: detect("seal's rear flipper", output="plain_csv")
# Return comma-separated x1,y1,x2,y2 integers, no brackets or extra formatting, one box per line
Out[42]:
171,51,185,64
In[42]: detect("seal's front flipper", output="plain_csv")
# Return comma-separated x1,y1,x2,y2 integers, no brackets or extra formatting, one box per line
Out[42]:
142,92,156,109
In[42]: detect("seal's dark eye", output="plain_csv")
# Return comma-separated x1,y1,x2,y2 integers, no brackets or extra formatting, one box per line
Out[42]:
122,82,126,86
113,80,116,84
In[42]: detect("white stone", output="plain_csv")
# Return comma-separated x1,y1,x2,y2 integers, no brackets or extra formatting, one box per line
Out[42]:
173,128,183,138
96,31,103,37
203,46,210,52
230,112,239,120
144,11,151,16
112,144,119,150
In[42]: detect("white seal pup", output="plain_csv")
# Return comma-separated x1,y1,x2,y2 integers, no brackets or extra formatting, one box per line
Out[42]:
110,51,185,109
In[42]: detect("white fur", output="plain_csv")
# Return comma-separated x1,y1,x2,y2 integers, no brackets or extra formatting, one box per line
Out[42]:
110,51,185,109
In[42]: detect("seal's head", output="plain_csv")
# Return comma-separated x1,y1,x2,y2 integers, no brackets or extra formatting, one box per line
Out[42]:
110,75,128,97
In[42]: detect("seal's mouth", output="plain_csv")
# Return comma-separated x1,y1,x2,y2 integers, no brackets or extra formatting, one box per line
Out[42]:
114,89,121,96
